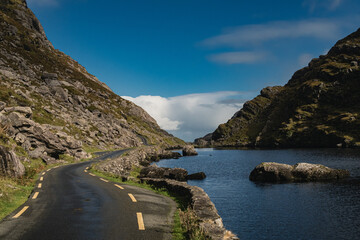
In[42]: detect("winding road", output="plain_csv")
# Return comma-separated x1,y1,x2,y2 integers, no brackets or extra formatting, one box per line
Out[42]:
0,150,176,240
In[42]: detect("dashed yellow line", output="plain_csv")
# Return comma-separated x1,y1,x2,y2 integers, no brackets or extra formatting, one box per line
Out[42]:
86,167,89,170
13,206,29,219
136,212,145,230
128,193,137,202
42,172,46,176
114,184,124,190
89,173,95,176
38,183,42,188
100,178,109,183
40,177,44,181
84,170,88,173
32,192,39,200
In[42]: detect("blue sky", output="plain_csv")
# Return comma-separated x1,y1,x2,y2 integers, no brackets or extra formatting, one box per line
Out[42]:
28,0,360,141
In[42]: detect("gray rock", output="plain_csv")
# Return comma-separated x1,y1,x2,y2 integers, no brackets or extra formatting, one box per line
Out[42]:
249,162,350,182
0,145,25,178
15,132,26,144
41,72,58,80
4,106,32,118
182,145,198,156
0,101,6,111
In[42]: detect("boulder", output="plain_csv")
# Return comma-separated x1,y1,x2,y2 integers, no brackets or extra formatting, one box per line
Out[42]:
139,165,188,181
291,163,350,181
0,145,25,178
182,145,198,156
0,101,6,111
187,172,206,180
249,162,350,182
4,106,32,118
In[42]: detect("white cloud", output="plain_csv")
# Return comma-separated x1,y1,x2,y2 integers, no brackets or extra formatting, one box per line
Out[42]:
207,51,268,64
303,0,344,12
27,0,58,7
201,19,340,48
123,91,254,141
298,53,313,67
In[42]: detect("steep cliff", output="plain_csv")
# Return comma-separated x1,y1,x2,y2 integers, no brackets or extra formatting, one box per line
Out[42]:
196,28,360,148
0,0,184,170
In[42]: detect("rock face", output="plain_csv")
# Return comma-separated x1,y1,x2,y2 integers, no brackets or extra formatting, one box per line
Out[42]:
0,0,184,165
0,145,25,178
182,145,198,156
249,162,350,182
196,28,360,148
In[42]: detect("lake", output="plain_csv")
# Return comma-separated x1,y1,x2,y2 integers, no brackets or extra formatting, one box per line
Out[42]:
156,148,360,240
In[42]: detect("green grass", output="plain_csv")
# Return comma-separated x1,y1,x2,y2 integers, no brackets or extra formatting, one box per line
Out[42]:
173,209,187,240
0,177,34,220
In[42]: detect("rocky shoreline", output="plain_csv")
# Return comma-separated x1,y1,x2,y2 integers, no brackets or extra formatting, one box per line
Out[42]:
93,146,238,240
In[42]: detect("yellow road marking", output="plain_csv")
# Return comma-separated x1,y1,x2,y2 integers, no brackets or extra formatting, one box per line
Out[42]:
32,192,39,200
100,178,109,183
86,167,89,170
114,184,124,190
89,173,95,176
84,170,88,173
136,212,145,230
128,193,137,202
47,169,51,172
42,172,46,176
38,183,42,188
13,206,29,218
40,177,44,181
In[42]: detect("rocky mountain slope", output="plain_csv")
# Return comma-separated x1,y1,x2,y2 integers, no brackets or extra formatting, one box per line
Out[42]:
0,0,184,173
196,28,360,148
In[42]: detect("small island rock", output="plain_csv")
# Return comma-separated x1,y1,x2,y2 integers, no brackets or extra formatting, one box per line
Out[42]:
182,145,198,156
187,172,206,180
249,162,350,182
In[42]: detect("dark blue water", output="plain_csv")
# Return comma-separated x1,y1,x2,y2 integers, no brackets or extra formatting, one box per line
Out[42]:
156,148,360,240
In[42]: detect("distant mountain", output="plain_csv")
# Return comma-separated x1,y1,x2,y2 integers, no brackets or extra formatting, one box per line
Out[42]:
0,0,184,166
195,28,360,148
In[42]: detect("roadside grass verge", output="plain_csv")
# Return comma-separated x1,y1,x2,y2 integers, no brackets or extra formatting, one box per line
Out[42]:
88,167,206,240
0,177,33,220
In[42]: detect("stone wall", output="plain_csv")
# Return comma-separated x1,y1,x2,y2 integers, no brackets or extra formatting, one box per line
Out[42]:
141,178,238,240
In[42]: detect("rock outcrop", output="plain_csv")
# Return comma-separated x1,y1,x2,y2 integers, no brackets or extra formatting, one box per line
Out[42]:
196,28,360,148
0,0,184,166
249,162,350,182
94,146,182,177
139,165,188,181
182,145,198,156
139,165,207,181
0,146,25,178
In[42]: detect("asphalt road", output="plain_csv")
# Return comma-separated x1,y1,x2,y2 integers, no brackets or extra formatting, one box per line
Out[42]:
0,150,176,240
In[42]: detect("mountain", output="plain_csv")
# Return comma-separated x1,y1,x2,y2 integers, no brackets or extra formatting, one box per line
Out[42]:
0,0,184,168
195,28,360,148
